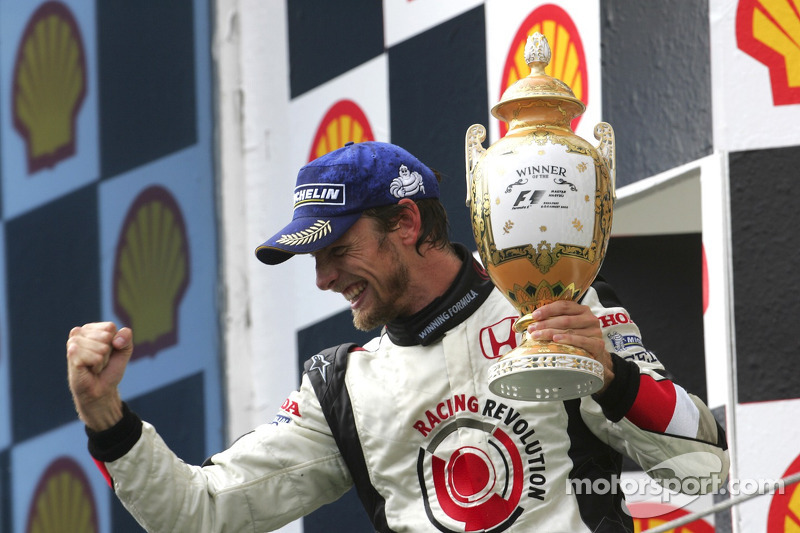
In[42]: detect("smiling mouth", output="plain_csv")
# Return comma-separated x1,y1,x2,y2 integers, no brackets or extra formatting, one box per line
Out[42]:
343,281,367,304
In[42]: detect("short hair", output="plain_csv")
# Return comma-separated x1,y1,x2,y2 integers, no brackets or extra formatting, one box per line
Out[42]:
362,171,453,255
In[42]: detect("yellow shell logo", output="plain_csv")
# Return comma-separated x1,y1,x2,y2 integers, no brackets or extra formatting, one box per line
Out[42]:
500,5,588,137
308,99,375,161
113,186,190,358
767,453,800,530
12,1,87,174
25,457,98,533
736,0,800,105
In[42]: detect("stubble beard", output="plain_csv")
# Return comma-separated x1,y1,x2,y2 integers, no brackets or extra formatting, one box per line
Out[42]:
351,241,411,332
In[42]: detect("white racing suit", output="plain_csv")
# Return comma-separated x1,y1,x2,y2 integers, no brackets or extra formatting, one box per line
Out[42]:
88,245,729,532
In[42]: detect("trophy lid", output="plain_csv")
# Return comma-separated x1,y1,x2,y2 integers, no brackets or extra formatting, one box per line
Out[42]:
491,32,586,125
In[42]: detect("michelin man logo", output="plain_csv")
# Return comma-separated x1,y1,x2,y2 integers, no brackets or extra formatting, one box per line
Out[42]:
608,331,643,352
390,164,426,198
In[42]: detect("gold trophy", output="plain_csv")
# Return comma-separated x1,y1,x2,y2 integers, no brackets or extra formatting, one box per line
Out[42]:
466,32,615,401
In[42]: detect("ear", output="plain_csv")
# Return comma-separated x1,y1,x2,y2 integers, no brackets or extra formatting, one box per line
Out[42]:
394,198,422,246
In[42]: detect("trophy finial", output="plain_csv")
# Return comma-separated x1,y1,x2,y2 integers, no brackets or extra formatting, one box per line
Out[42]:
525,32,551,74
492,30,585,128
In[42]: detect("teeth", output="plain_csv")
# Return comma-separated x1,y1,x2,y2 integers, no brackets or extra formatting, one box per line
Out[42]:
344,281,366,302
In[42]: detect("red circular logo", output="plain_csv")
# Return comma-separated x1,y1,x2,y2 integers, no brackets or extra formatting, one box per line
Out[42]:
417,418,524,531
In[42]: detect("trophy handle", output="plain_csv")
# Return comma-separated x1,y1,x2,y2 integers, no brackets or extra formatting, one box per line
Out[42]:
594,122,616,202
465,124,487,206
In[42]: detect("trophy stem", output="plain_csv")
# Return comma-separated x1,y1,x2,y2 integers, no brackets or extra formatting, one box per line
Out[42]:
513,313,536,333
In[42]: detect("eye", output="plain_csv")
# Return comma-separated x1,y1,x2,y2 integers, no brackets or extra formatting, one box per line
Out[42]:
330,246,348,258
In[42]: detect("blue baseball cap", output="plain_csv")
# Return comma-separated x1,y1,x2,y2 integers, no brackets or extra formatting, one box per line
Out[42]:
256,141,440,265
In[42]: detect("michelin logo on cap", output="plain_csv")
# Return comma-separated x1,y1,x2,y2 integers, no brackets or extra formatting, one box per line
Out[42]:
294,183,345,209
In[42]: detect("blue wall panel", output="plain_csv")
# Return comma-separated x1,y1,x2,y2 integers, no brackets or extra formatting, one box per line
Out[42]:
0,1,222,531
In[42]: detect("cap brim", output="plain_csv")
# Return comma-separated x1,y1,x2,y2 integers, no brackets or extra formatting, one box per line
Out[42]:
255,213,363,265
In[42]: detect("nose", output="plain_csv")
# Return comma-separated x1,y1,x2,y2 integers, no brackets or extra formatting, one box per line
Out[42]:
315,256,338,291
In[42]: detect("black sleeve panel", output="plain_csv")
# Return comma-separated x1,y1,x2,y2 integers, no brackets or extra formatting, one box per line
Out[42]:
85,402,144,462
588,275,625,309
592,353,641,423
304,343,397,533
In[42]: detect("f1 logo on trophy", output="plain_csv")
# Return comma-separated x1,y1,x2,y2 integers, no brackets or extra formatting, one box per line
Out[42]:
466,32,616,402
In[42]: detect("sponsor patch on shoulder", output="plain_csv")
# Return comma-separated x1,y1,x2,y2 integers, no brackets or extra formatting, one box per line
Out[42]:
280,398,301,417
270,397,302,426
270,414,292,426
607,331,643,352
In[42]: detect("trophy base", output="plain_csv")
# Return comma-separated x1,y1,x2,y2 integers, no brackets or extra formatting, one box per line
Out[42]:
487,342,604,402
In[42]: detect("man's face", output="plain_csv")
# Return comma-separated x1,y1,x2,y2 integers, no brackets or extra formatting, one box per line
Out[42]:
313,216,411,331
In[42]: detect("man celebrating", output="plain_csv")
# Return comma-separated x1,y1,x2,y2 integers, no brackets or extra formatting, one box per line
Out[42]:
68,141,728,532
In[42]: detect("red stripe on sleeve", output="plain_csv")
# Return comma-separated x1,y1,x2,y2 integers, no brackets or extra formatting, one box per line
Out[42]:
93,457,113,489
624,374,677,433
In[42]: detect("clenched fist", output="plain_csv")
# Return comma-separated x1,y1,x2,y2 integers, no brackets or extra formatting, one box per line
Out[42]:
66,322,134,431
